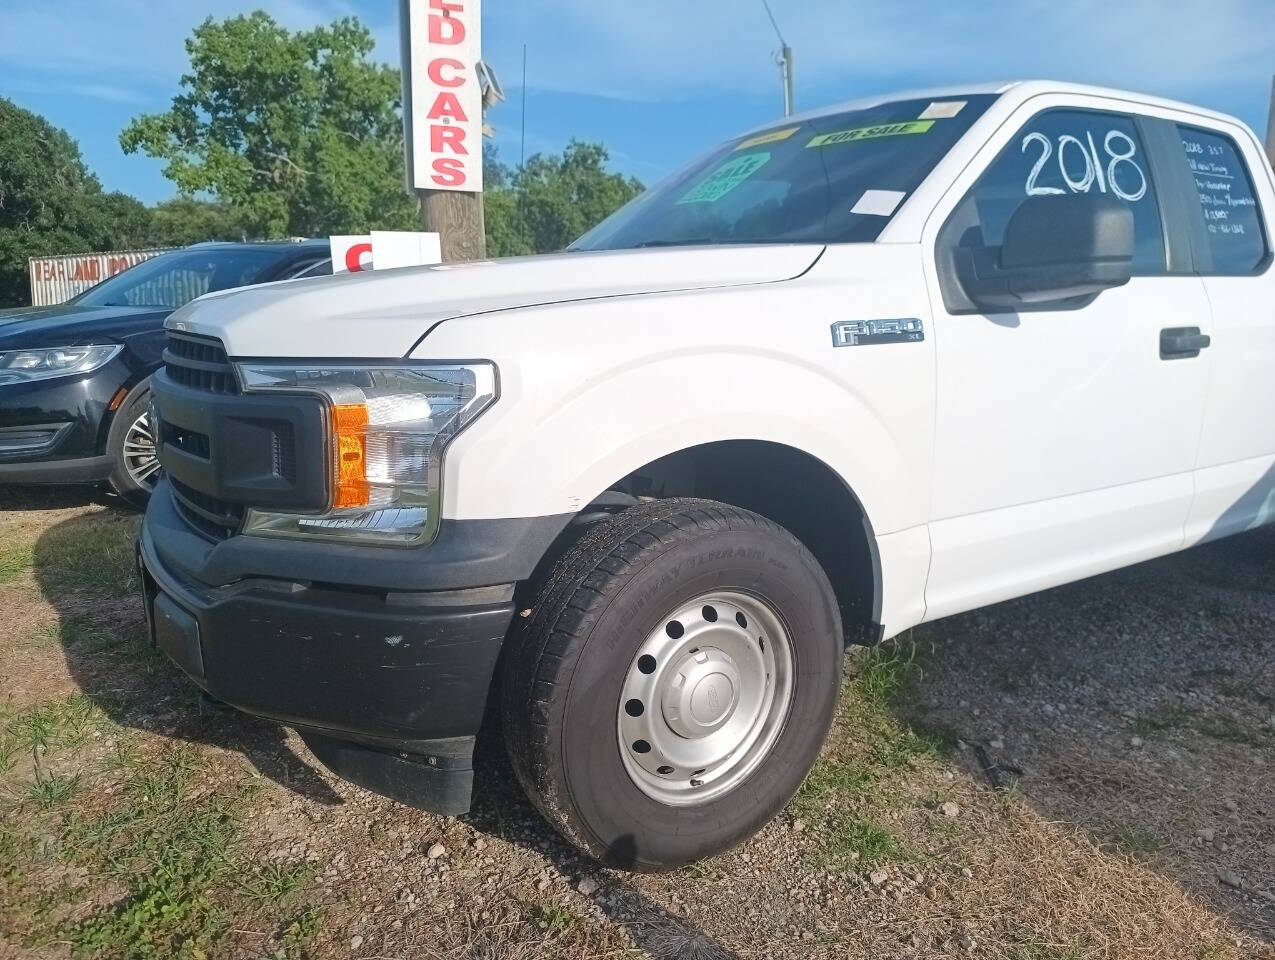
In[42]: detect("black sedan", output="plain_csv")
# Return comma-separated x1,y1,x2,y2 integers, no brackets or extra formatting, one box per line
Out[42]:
0,241,331,506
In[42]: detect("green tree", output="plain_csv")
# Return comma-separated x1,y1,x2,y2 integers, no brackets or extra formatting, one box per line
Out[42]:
484,142,643,257
121,12,418,239
148,197,249,247
0,97,151,306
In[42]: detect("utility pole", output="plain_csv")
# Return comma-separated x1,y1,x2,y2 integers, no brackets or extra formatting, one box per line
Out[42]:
420,191,486,262
1265,75,1275,168
420,59,503,264
762,0,794,116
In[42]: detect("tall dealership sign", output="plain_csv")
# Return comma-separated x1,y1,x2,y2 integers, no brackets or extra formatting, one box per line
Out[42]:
400,0,483,194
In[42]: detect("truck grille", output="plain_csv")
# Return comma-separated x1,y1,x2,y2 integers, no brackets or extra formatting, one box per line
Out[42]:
164,332,238,394
169,477,245,542
155,331,328,542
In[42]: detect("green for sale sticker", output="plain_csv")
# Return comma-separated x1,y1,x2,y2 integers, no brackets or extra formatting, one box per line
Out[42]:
806,120,933,148
677,152,771,205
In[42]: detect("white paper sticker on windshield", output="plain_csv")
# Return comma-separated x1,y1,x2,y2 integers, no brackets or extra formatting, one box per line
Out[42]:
851,189,906,216
919,100,966,120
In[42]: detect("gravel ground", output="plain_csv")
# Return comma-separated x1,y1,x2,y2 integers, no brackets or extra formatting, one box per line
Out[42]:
0,486,1271,959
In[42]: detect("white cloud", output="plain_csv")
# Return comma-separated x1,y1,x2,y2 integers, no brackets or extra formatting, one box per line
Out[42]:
66,83,146,104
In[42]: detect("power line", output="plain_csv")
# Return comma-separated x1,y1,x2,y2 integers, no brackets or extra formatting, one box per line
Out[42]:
761,0,786,46
761,0,794,116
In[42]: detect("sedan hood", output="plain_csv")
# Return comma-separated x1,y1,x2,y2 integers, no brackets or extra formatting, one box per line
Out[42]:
168,245,824,358
0,303,170,349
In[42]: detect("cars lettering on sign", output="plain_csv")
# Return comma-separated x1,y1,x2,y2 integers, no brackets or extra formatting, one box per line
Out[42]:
404,0,483,193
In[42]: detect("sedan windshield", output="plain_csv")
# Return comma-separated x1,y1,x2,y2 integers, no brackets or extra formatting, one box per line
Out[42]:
74,247,289,310
571,95,996,251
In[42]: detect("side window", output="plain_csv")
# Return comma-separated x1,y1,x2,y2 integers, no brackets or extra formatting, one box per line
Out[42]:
949,109,1167,277
284,258,333,280
1174,125,1269,275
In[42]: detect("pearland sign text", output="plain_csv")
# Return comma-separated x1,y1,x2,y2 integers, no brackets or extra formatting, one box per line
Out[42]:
401,0,483,193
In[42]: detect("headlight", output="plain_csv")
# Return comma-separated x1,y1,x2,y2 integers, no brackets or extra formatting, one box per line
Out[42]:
233,361,497,545
0,344,123,385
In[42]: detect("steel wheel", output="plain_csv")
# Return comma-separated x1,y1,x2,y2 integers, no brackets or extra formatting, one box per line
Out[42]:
121,410,160,488
618,590,795,805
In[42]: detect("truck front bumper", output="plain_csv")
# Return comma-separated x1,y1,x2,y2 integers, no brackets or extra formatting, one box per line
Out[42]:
137,485,567,815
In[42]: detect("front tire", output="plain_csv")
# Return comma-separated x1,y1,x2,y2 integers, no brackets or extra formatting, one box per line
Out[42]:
105,379,160,509
502,498,842,870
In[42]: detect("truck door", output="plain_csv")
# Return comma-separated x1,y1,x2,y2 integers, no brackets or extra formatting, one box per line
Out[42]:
1165,122,1275,544
920,102,1212,621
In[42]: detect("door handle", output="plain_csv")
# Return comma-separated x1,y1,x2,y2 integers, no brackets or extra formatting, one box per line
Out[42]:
1160,327,1211,360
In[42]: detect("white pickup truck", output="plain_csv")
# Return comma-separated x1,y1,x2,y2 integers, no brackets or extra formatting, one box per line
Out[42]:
138,80,1275,870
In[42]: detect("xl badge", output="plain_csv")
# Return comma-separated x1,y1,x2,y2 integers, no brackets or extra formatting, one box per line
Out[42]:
831,318,924,348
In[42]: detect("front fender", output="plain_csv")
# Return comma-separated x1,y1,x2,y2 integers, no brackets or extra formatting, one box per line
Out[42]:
429,304,927,540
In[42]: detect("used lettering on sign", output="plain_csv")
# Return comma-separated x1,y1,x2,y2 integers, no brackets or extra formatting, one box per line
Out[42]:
403,0,483,193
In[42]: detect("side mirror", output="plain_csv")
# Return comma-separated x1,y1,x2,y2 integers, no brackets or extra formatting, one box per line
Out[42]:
955,193,1134,310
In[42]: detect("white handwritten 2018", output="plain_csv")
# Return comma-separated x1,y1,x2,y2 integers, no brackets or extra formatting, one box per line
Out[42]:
1022,130,1147,202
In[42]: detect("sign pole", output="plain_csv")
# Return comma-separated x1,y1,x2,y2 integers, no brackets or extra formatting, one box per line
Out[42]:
421,190,485,262
401,0,486,263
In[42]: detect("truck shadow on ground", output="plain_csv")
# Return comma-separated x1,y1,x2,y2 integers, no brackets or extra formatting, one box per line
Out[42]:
891,523,1275,945
0,482,114,512
465,719,740,960
30,509,345,808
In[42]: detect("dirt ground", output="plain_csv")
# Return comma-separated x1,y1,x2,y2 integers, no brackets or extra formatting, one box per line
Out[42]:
0,485,1272,960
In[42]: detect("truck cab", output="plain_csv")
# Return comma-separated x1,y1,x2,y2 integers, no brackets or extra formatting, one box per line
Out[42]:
138,80,1275,870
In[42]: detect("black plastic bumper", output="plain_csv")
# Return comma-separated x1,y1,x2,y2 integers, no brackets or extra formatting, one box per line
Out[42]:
0,360,129,482
138,506,527,815
0,452,112,483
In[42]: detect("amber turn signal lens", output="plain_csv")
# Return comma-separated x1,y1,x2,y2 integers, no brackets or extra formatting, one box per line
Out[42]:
331,403,370,508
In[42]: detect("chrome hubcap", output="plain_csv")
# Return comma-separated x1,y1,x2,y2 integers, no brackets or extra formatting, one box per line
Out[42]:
122,411,160,488
618,591,794,805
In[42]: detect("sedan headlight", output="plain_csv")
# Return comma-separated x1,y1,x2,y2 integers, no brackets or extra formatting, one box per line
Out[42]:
0,344,123,385
234,361,497,545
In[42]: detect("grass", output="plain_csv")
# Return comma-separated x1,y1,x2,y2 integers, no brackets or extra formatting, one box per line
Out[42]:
277,906,323,957
820,816,903,869
239,861,315,904
3,694,114,759
54,616,131,654
27,773,80,808
60,748,244,957
0,741,318,960
524,901,587,936
791,640,953,871
35,513,140,595
1197,714,1264,747
855,638,929,705
1195,945,1232,960
1111,824,1164,855
1131,705,1194,738
0,541,35,584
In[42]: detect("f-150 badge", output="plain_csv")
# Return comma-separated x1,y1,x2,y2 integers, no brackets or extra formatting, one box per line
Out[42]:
831,318,924,347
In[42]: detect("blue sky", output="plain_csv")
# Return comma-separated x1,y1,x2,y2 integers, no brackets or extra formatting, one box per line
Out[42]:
1,0,1272,204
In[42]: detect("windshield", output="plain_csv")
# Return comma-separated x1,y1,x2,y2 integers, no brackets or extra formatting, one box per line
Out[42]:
74,247,291,310
571,95,997,252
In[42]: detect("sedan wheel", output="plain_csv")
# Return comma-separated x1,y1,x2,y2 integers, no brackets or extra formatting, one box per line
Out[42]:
121,410,161,489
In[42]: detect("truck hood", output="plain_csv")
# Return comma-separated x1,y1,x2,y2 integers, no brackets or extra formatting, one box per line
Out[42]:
167,245,823,358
